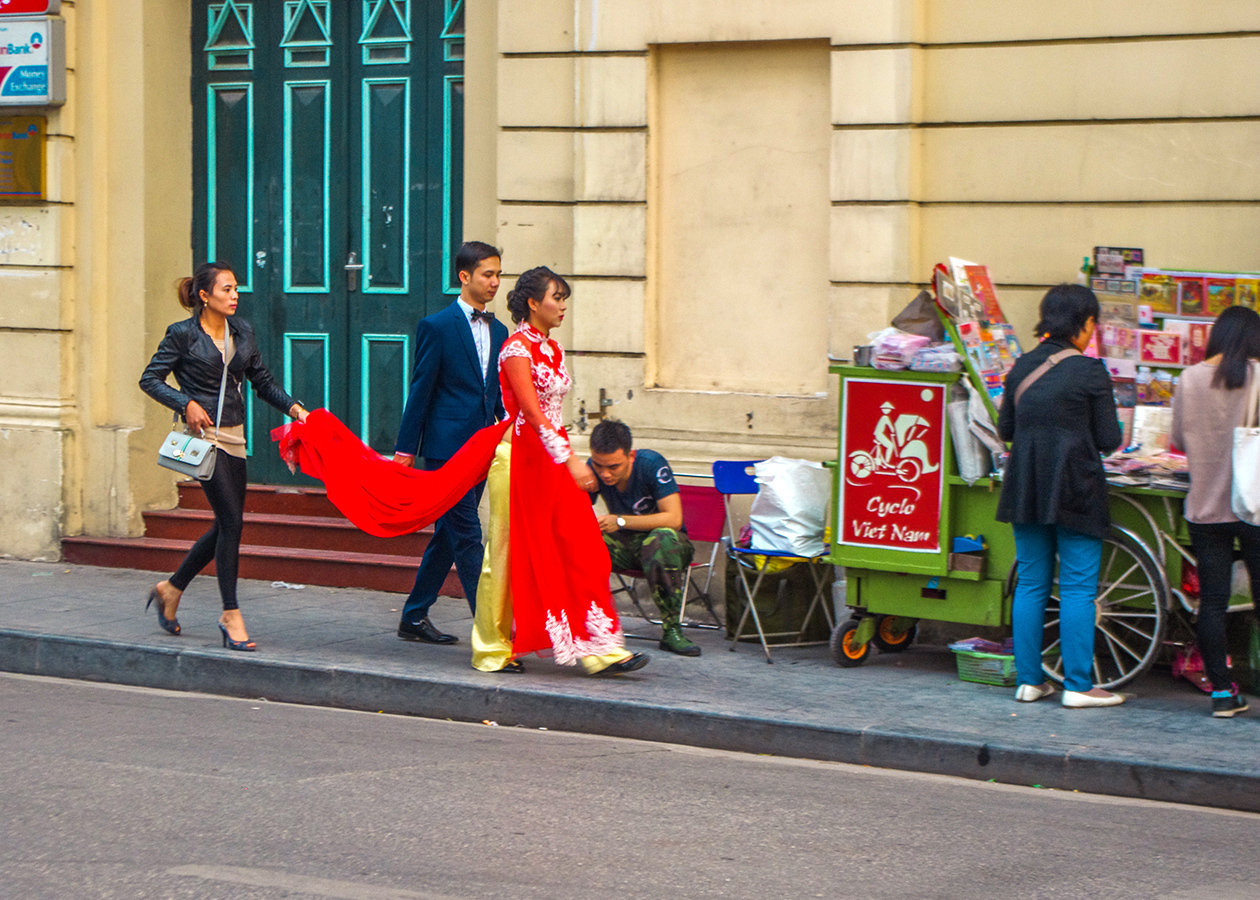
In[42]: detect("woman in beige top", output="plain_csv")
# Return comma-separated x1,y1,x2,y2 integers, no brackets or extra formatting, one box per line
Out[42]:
1170,305,1260,718
140,262,308,651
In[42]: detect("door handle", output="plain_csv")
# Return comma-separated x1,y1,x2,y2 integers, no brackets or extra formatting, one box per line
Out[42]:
345,251,365,292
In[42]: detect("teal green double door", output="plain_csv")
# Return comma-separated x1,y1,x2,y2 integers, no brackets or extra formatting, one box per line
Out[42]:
192,0,465,482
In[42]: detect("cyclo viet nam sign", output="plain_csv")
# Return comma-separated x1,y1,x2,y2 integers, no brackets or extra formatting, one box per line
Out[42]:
838,378,946,553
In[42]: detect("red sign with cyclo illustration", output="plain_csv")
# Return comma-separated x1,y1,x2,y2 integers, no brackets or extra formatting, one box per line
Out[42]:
839,378,946,553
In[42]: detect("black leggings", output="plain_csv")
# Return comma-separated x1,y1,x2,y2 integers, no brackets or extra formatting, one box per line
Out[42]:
169,450,248,611
1188,520,1260,692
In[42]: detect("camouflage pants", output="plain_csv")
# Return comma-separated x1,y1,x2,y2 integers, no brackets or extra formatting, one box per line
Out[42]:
604,527,694,626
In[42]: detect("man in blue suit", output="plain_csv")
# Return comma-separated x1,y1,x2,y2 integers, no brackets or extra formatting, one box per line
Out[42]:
392,241,509,645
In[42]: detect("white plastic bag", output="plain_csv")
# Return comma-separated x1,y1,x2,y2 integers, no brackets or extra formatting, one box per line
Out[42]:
948,399,988,485
749,457,832,557
963,378,1005,455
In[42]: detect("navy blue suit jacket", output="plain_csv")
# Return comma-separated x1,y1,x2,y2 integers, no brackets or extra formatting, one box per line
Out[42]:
394,301,509,461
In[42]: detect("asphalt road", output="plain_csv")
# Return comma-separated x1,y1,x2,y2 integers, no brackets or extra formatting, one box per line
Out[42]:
2,673,1257,900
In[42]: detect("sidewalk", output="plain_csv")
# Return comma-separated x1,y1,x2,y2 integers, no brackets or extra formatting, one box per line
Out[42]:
1,558,1256,811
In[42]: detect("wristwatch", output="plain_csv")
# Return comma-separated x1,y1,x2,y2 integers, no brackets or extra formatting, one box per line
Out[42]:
616,516,626,529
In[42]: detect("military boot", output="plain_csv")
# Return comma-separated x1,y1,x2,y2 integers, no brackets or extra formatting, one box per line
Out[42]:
659,623,701,657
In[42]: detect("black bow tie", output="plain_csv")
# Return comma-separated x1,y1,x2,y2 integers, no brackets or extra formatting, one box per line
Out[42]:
470,309,494,323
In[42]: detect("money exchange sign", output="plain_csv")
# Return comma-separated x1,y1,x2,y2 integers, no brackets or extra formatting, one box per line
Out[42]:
0,17,65,105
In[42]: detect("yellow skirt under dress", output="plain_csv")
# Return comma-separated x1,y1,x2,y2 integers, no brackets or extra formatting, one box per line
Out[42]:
470,431,632,674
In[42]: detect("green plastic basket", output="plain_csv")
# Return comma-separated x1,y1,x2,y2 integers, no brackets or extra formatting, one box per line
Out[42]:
953,649,1017,687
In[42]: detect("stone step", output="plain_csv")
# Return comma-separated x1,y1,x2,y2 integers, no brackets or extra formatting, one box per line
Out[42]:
142,507,429,557
61,535,456,596
176,481,343,518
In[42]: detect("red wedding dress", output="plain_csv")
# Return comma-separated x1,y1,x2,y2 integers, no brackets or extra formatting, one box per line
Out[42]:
272,321,630,671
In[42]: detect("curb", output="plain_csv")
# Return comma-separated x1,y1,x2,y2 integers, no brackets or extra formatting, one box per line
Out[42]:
3,627,1256,812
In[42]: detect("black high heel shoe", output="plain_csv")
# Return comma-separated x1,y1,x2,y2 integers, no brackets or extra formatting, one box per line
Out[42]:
146,588,181,635
218,622,257,652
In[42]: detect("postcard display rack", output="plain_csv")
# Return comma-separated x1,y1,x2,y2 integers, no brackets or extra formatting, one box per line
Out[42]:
1087,246,1260,459
826,256,1207,690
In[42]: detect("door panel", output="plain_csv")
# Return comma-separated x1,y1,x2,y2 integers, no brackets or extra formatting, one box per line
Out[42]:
206,82,254,288
284,332,331,412
193,0,464,482
283,80,331,292
362,77,410,294
360,333,411,451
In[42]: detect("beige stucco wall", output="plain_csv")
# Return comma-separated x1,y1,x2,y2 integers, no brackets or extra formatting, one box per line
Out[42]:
5,0,1257,558
652,40,831,397
485,0,1260,470
463,0,498,245
0,0,191,559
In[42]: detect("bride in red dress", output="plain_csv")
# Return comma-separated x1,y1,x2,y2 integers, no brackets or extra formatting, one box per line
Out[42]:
272,267,647,676
471,267,649,675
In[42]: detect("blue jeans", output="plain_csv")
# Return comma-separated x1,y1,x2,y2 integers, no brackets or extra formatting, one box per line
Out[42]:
1012,523,1103,693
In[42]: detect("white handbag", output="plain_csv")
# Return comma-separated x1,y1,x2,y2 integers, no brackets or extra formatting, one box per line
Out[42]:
1231,362,1260,526
157,331,234,482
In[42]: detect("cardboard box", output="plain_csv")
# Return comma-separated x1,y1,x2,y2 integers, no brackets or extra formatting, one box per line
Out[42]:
948,552,986,575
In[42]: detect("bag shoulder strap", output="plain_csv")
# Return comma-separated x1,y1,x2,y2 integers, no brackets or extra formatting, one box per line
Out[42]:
1013,347,1081,408
1243,360,1260,430
213,329,235,432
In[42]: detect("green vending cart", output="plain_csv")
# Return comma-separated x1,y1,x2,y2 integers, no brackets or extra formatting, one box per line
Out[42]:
827,361,1194,690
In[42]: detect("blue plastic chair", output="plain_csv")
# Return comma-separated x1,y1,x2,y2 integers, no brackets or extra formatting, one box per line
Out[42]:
713,460,834,663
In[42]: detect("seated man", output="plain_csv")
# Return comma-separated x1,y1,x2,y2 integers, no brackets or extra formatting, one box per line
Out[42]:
586,419,700,657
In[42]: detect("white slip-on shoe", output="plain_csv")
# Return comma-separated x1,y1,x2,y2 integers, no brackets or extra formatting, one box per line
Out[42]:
1062,689,1125,708
1014,683,1056,702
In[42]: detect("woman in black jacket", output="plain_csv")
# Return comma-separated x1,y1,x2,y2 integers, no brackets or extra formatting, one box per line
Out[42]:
140,262,308,650
997,284,1124,708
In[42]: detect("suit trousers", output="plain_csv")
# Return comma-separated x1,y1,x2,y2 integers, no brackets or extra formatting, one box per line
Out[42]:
401,457,486,622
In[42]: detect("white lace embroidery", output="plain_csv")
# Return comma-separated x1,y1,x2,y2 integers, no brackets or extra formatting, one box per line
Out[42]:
543,601,625,666
498,340,532,363
500,323,572,464
538,423,571,464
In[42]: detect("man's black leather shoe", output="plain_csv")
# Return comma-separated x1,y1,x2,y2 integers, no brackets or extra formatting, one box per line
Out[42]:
398,618,458,644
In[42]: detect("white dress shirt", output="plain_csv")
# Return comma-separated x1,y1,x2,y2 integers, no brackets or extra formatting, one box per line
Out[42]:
457,297,491,379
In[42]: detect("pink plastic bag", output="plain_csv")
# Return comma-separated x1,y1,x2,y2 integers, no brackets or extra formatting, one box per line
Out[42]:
869,328,931,371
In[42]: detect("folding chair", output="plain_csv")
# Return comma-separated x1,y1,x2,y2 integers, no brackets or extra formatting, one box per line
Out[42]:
611,480,725,638
713,460,835,663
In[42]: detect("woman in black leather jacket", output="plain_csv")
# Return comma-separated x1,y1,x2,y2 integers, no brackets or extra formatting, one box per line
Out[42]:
140,261,308,650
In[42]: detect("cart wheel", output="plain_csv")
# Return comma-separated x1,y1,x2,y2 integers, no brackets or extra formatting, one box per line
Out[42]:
1039,530,1168,691
872,616,918,653
831,618,870,667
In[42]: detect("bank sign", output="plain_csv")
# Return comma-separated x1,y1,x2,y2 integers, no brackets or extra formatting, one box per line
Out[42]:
838,378,946,553
0,17,65,105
